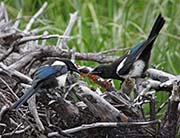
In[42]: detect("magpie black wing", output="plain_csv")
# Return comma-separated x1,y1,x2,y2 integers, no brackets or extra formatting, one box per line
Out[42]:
117,37,155,75
117,14,165,75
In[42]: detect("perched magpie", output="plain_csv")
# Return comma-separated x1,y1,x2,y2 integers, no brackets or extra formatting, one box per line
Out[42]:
11,59,79,109
90,14,165,80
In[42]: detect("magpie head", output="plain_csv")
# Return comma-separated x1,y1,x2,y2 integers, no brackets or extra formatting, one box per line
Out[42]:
59,59,80,74
90,65,113,79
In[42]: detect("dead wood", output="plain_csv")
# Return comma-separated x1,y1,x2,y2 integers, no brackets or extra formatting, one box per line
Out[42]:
0,3,179,138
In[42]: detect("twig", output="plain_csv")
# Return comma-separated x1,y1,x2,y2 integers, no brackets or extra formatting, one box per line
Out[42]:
156,99,168,114
1,2,9,22
3,125,31,136
28,92,45,131
0,62,44,131
18,34,71,45
142,79,161,90
169,80,180,102
23,2,48,34
64,82,80,99
30,26,52,34
9,46,118,71
0,41,18,61
160,75,180,88
57,11,78,49
0,103,10,121
0,32,22,46
77,84,128,122
149,93,156,121
0,77,18,99
133,84,151,104
105,92,140,118
0,62,32,83
97,47,129,55
62,120,160,134
12,9,22,32
146,68,175,82
161,80,180,137
70,47,76,63
41,31,48,46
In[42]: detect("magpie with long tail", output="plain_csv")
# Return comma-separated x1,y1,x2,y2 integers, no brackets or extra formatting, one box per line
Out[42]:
11,59,79,109
90,14,165,80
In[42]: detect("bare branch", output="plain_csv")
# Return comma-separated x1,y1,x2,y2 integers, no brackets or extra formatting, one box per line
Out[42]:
41,31,48,46
160,76,180,88
23,2,48,34
9,46,117,71
77,84,128,122
0,62,32,83
146,68,175,82
0,77,18,99
3,126,31,136
57,11,78,49
161,81,180,137
19,34,71,45
98,47,129,55
28,93,45,131
0,41,18,61
62,120,160,134
12,9,22,32
0,2,9,22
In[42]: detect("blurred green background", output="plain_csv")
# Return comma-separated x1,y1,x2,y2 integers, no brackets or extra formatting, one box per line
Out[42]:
2,0,180,119
3,0,180,73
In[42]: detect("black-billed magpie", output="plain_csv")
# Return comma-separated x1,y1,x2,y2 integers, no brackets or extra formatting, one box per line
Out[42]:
90,14,165,80
11,59,79,109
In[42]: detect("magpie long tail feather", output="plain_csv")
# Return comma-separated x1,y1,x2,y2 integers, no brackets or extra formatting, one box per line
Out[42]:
11,86,39,109
139,14,165,60
148,14,165,42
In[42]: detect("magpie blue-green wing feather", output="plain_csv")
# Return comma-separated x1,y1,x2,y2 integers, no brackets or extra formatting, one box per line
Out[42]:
11,65,68,109
33,65,68,82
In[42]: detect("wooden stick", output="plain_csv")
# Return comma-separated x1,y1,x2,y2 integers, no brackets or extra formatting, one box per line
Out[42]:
23,2,48,34
62,120,160,134
77,85,128,122
57,11,78,49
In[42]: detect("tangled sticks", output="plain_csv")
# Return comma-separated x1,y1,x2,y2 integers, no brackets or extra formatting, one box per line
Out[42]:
0,2,180,138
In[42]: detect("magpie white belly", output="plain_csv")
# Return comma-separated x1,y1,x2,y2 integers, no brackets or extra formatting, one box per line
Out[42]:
130,60,145,77
56,73,68,87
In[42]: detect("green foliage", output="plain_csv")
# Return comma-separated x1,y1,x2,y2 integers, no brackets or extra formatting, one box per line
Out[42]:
3,0,180,115
3,0,180,71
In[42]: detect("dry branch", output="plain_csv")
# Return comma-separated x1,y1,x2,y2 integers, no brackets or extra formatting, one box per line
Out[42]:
0,62,32,83
18,34,71,45
0,3,179,138
28,93,45,132
23,2,48,34
146,68,175,82
160,81,180,138
8,46,117,71
62,120,160,134
57,11,78,49
77,84,128,122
